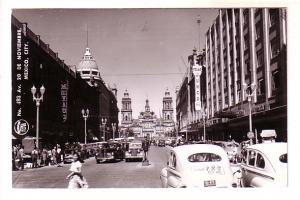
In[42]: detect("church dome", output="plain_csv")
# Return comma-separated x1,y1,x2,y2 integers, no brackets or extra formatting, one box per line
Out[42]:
77,47,101,83
77,47,99,70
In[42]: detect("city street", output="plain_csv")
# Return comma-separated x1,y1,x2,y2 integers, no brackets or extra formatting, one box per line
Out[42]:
12,145,241,188
12,145,168,188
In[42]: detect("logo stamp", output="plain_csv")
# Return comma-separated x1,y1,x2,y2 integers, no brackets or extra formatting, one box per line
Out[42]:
14,119,30,136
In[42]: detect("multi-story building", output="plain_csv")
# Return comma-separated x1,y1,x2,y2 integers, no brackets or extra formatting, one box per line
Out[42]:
11,15,119,145
176,8,287,142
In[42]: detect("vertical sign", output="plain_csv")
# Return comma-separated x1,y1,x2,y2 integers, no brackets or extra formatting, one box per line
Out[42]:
193,64,202,111
12,27,30,136
61,80,69,123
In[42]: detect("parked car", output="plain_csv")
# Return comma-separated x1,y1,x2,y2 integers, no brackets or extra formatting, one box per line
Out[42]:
158,139,166,147
213,141,240,162
125,140,144,162
160,144,235,188
239,142,287,187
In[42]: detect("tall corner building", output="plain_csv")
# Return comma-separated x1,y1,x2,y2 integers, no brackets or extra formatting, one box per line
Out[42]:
176,8,287,142
204,8,287,141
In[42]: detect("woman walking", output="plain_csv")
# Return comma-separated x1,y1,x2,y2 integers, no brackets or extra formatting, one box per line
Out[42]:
66,153,88,189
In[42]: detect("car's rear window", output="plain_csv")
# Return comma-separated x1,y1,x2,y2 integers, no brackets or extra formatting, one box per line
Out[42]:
279,153,287,163
188,153,222,162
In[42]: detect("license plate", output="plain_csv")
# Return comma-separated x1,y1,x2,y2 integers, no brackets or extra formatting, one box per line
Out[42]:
204,180,216,187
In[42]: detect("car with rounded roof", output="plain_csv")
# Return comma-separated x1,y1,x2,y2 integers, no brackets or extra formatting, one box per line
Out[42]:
160,144,235,188
239,142,287,187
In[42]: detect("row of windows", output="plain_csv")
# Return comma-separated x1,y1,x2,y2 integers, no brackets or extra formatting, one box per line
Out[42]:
81,71,99,76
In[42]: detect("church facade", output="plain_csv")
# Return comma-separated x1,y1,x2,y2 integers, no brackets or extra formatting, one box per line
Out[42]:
119,89,175,139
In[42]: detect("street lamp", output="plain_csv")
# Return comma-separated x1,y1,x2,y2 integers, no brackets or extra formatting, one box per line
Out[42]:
31,85,45,149
201,108,207,142
101,118,107,141
81,109,89,144
243,83,257,145
112,123,117,141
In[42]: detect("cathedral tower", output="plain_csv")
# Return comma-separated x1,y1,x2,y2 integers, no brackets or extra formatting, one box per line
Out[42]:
162,88,173,121
121,90,133,124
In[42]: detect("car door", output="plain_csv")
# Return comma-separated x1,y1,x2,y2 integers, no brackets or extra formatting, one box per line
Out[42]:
167,152,182,188
250,152,275,187
241,149,256,187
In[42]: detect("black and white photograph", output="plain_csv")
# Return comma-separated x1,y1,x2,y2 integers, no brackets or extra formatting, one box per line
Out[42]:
1,0,299,199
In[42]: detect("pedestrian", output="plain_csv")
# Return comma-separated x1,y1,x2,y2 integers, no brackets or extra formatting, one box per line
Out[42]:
16,145,24,170
31,146,38,168
41,147,48,166
142,138,150,161
66,153,88,189
52,146,57,166
57,144,62,167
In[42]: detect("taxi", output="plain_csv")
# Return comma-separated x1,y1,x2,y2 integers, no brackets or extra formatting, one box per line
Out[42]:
160,144,235,188
239,142,287,187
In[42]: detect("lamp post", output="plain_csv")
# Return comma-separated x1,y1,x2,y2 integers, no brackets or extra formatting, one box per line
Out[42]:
81,109,89,144
31,85,45,149
102,118,107,141
243,83,257,145
112,123,116,141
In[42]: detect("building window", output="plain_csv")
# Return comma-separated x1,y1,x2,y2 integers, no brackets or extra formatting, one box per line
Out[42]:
257,52,264,68
270,40,280,58
258,78,265,95
237,90,242,102
272,70,280,89
244,39,249,51
269,9,277,27
255,25,262,40
82,71,90,75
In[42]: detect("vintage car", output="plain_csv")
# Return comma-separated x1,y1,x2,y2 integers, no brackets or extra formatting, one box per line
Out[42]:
95,142,115,163
213,141,240,162
239,142,287,187
125,140,144,162
108,141,124,160
160,144,235,188
158,139,166,147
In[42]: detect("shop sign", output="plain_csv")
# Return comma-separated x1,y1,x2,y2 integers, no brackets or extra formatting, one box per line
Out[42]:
61,80,68,123
192,64,203,111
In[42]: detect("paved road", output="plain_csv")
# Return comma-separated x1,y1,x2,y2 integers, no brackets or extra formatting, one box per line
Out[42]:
12,145,168,188
12,145,241,188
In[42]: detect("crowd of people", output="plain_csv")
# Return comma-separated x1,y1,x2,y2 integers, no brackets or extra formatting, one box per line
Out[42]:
12,144,64,170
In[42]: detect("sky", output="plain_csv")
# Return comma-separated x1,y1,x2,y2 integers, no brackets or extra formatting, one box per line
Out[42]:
12,8,218,120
